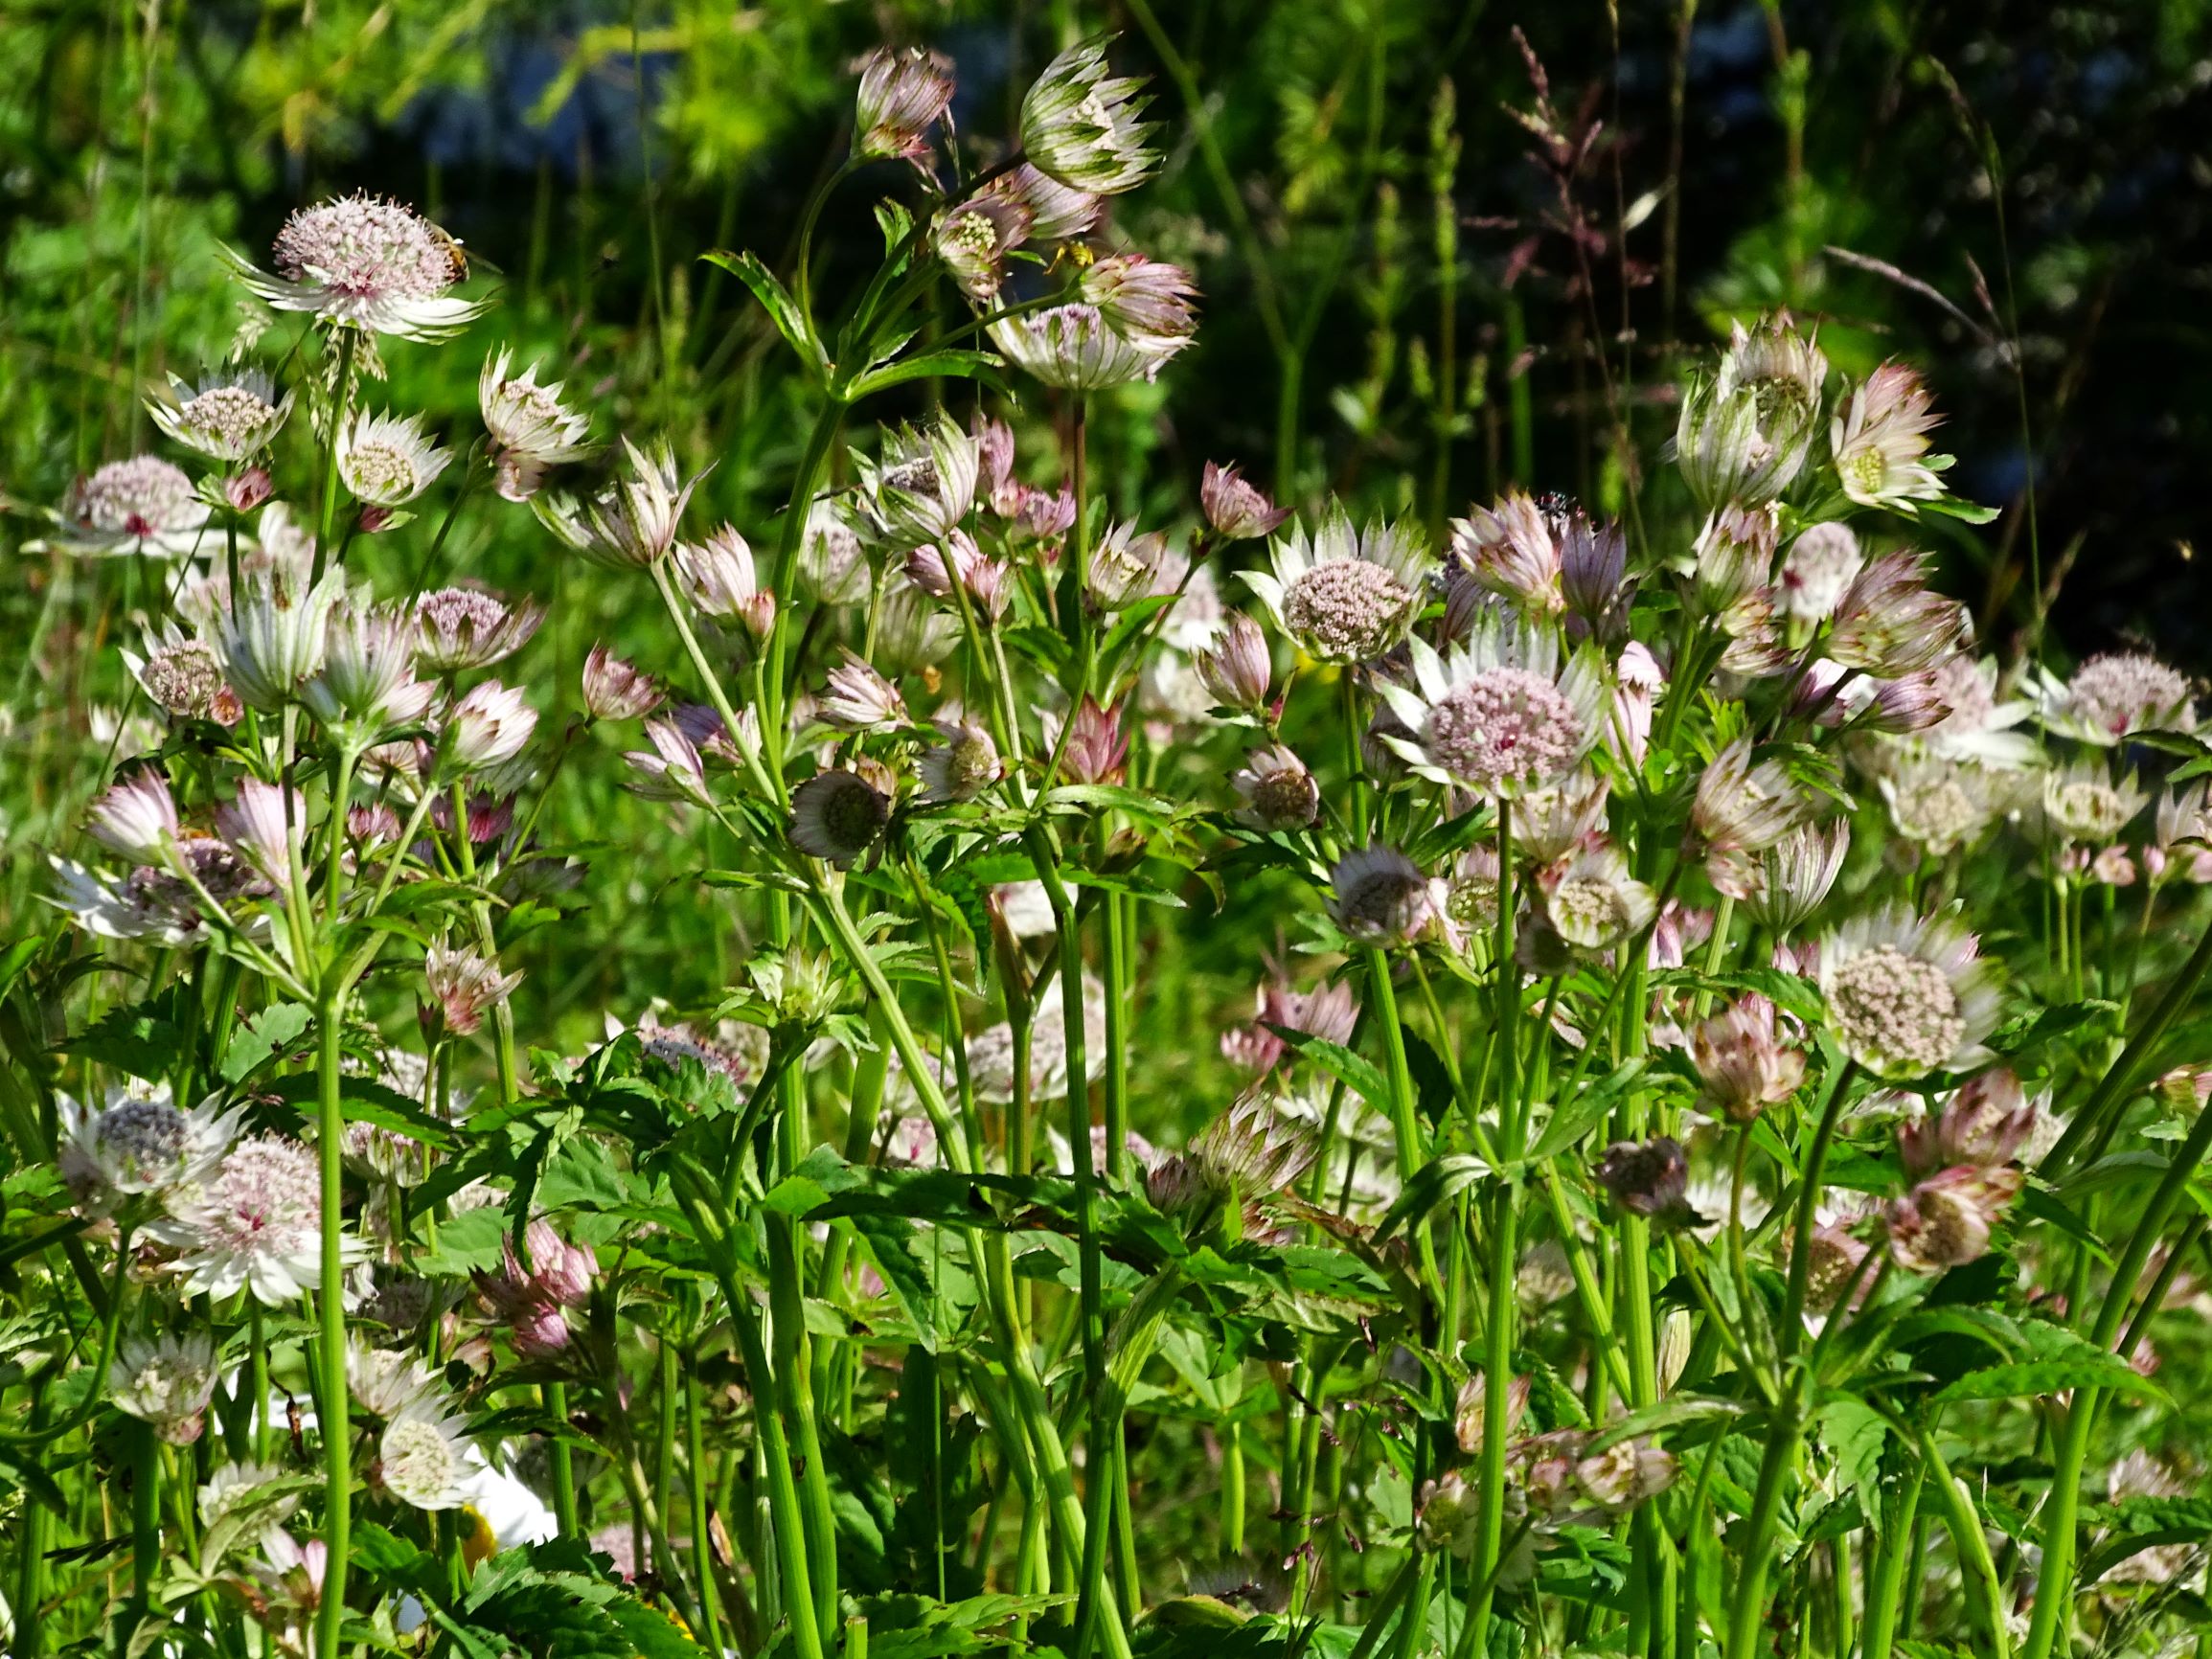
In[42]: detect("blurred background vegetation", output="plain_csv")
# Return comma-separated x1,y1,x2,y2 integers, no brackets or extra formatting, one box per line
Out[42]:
3,0,2208,1111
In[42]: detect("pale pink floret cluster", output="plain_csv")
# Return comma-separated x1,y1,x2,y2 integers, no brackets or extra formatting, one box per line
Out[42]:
155,1133,345,1306
252,193,483,338
64,456,210,556
1424,669,1584,796
1283,560,1419,663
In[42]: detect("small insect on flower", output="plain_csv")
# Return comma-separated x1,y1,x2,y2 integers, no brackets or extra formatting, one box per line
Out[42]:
58,1081,239,1216
148,369,294,462
43,455,212,558
1377,621,1605,800
109,1330,219,1444
1019,35,1160,195
1819,906,2003,1079
581,646,662,722
235,193,489,340
1244,503,1433,666
1675,312,1829,507
1200,461,1290,541
788,767,893,869
1232,744,1321,832
1329,844,1443,948
852,45,956,167
414,586,544,672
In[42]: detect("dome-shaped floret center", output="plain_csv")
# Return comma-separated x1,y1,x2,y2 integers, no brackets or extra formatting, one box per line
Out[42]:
181,386,279,444
2070,652,2191,736
941,210,1001,261
419,590,506,645
143,642,227,715
1897,777,1982,850
1830,944,1964,1074
204,1138,320,1247
274,198,456,301
1802,1234,1860,1310
811,777,889,852
1425,667,1584,792
1281,559,1414,661
382,1418,461,1505
79,457,197,533
95,1100,192,1186
1550,875,1630,945
346,441,422,500
1246,765,1317,829
941,734,998,796
1448,872,1499,927
2049,780,2133,840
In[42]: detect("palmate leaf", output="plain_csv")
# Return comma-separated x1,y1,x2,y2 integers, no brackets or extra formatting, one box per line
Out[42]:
1931,1318,2167,1405
2078,1496,2212,1584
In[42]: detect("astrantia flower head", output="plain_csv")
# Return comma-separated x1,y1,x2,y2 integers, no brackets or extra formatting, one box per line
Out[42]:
1780,522,1864,626
423,943,522,1038
581,646,662,722
1827,552,1968,677
1738,819,1851,930
129,626,241,725
109,1330,218,1444
1878,757,1995,857
58,1081,239,1215
1377,622,1605,799
991,304,1169,391
52,455,211,558
1833,361,1949,511
543,439,708,568
862,414,980,548
47,844,260,946
1595,1136,1699,1225
674,524,778,639
919,714,1003,803
479,349,593,501
1078,255,1199,362
414,586,543,672
304,600,435,739
1196,614,1274,710
348,1336,442,1421
1690,737,1815,877
1539,843,1656,952
1085,520,1174,611
1692,994,1805,1122
1900,1067,2039,1180
1329,844,1442,947
1450,490,1566,619
155,1132,355,1305
84,769,180,866
1693,502,1781,614
217,780,303,887
444,680,537,773
377,1400,475,1511
1818,906,2002,1079
2036,650,2197,745
217,560,346,713
1676,312,1829,507
789,768,892,869
1201,462,1289,541
239,193,487,340
852,45,956,167
819,651,908,734
1020,35,1159,195
149,370,293,462
1885,1164,2020,1273
1057,696,1129,786
624,718,711,805
2041,761,2146,845
1244,503,1433,666
934,193,1030,304
1232,744,1320,832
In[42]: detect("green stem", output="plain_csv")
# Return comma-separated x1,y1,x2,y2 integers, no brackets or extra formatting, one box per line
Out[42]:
1919,1426,2011,1659
1859,1460,1926,1659
314,990,351,1659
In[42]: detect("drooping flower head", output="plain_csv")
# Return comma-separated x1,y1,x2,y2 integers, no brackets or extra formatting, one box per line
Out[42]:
1827,552,1969,677
127,625,241,725
852,46,957,168
675,525,778,639
1328,845,1442,947
1078,255,1199,364
149,370,294,462
1020,36,1159,195
990,304,1174,390
1595,1136,1699,1225
1676,313,1829,507
239,193,487,339
1818,906,2002,1079
1377,621,1604,800
789,767,893,869
1885,1165,2021,1273
1449,490,1567,619
443,680,537,773
1737,819,1852,930
1244,504,1433,666
217,780,303,887
919,714,1003,803
84,769,181,866
479,349,593,501
423,944,523,1038
1899,1068,2040,1180
377,1400,475,1511
1691,994,1806,1122
581,646,662,722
